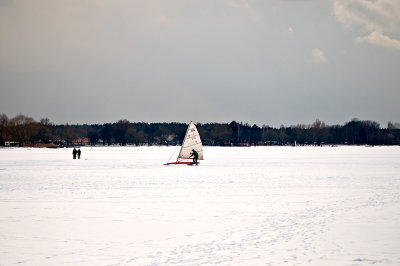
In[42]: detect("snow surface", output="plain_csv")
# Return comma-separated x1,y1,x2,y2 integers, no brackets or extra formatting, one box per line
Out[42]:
0,146,399,266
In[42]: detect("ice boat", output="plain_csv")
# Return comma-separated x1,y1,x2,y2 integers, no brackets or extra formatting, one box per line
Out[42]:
164,121,203,165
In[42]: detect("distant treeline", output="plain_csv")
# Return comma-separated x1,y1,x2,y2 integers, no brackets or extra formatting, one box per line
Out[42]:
0,113,399,147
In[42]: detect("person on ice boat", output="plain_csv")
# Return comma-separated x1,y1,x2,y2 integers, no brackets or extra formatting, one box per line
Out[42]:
164,121,203,165
190,149,199,165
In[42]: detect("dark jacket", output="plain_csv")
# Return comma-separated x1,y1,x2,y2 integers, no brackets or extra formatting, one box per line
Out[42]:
190,150,199,159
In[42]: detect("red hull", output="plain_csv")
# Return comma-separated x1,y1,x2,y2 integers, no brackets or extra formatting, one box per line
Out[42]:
164,161,200,165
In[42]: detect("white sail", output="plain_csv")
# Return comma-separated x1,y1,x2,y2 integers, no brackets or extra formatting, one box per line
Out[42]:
178,122,203,160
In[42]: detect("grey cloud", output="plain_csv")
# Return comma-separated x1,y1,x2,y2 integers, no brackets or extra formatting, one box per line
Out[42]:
333,0,400,50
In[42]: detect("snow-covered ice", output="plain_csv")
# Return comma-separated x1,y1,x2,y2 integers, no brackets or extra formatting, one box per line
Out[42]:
0,146,399,265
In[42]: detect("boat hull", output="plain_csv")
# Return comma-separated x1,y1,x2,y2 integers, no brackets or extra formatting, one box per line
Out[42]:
164,161,200,166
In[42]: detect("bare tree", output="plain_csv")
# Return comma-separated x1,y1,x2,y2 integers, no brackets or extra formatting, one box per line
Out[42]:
8,114,38,146
0,113,9,146
63,124,78,146
37,118,53,143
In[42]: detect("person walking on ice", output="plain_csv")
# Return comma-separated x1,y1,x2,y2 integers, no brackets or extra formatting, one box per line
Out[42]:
190,149,199,165
72,148,77,159
77,148,81,159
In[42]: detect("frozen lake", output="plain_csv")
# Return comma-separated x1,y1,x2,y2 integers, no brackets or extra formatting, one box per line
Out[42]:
0,146,399,265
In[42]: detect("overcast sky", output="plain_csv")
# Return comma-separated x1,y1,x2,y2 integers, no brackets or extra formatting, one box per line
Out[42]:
1,0,399,127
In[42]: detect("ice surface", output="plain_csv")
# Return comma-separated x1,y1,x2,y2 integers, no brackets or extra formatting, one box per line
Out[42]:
0,146,399,265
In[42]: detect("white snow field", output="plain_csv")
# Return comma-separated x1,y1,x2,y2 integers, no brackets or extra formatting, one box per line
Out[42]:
0,146,399,266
